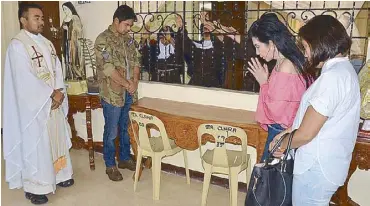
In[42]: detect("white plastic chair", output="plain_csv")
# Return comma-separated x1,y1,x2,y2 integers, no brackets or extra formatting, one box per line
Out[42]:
129,111,190,200
197,123,251,206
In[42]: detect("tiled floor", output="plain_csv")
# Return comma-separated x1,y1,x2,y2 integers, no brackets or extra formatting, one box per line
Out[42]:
2,149,246,206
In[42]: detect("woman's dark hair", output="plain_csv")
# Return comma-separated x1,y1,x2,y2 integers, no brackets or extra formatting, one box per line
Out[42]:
298,15,351,75
18,3,43,20
62,2,79,17
113,5,137,22
248,13,309,87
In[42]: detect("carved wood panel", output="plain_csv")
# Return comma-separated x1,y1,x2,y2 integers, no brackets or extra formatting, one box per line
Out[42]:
129,98,267,161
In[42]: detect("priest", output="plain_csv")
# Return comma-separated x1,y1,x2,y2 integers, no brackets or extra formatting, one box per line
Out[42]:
2,3,74,205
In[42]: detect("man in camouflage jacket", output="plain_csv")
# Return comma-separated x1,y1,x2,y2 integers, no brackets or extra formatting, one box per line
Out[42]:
94,5,140,181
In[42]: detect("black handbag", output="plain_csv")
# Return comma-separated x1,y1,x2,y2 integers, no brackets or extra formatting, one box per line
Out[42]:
245,130,297,206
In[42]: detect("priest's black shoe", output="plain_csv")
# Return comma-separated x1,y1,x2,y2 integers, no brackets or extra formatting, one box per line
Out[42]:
25,192,48,205
57,179,74,187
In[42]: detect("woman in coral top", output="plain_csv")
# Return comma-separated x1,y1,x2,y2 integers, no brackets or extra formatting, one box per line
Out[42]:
246,13,311,162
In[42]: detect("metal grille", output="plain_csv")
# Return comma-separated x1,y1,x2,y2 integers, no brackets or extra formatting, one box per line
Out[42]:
120,1,369,93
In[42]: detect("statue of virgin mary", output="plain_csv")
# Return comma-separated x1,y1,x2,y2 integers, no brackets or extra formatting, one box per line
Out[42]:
62,2,86,80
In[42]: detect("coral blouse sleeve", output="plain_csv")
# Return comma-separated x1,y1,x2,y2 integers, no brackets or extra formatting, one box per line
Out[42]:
255,71,307,130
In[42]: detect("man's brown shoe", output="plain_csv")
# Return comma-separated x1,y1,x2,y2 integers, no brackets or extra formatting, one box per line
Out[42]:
106,166,123,181
118,159,136,171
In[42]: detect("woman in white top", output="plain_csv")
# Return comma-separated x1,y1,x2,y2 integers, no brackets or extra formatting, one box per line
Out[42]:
269,15,360,205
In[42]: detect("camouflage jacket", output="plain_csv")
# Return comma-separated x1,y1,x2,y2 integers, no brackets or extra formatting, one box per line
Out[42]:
95,25,140,107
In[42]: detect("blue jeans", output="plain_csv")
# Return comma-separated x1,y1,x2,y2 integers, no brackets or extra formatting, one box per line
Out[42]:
101,93,133,168
293,161,339,205
260,124,284,163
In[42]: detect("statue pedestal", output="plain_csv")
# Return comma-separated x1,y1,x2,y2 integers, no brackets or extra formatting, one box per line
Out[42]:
65,80,88,95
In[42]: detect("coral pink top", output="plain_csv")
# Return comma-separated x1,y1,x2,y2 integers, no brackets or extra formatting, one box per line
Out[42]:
256,69,309,131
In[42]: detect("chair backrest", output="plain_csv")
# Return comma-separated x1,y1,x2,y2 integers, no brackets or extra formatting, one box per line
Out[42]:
129,111,172,152
197,123,248,167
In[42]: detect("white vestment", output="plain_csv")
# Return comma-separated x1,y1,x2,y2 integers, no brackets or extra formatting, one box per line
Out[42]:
3,29,73,195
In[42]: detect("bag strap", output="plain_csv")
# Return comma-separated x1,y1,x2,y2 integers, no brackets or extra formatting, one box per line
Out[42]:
267,129,297,160
282,129,296,162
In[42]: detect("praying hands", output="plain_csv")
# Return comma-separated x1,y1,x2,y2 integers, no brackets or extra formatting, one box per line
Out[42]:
246,57,269,85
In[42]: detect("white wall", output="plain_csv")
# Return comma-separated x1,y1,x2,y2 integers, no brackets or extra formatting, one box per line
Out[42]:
367,37,370,62
59,1,117,43
59,1,118,78
1,1,20,128
138,81,259,110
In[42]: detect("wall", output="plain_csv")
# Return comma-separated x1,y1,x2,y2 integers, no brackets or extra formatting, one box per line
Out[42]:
1,1,20,128
59,1,117,44
59,1,118,77
367,37,370,62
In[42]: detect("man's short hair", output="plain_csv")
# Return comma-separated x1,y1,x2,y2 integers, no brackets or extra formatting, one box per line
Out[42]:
18,3,43,20
113,5,137,22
